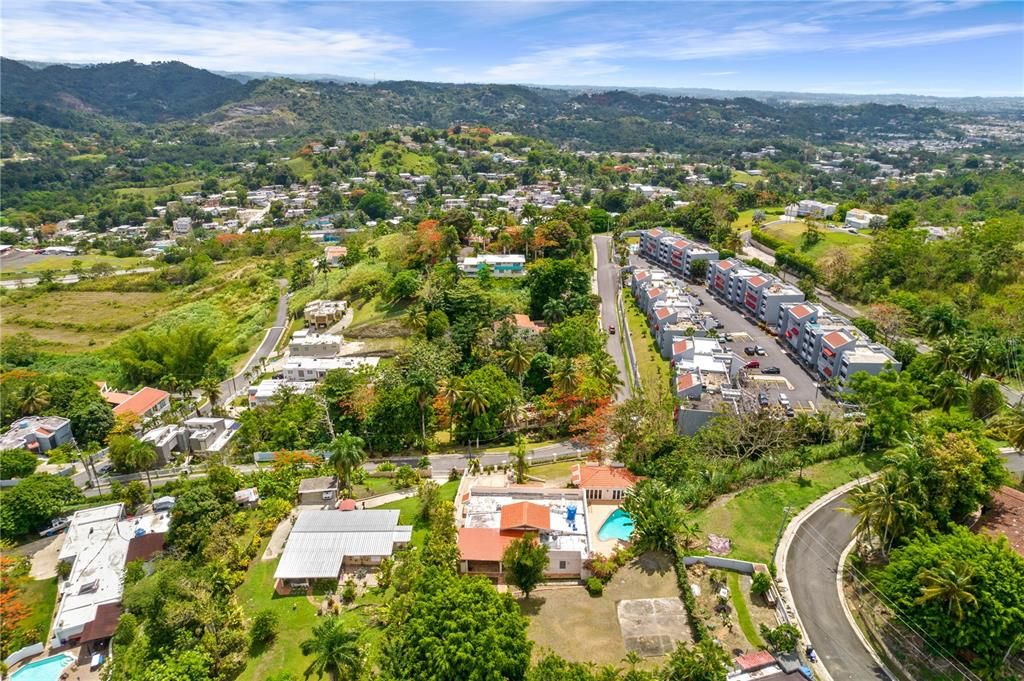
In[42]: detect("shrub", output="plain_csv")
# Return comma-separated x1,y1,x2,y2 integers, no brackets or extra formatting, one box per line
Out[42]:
376,461,396,472
760,623,801,652
751,571,773,597
674,553,707,642
250,609,278,647
341,579,357,604
585,577,604,596
584,553,618,582
394,465,418,489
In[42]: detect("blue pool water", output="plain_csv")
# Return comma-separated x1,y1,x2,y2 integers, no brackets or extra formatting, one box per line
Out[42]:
11,654,75,681
598,508,634,542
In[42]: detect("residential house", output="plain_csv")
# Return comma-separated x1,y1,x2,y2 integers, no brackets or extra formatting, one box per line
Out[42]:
100,386,171,421
844,208,886,231
458,487,591,580
298,476,337,505
273,509,412,592
172,217,192,234
784,200,837,219
324,245,348,266
457,254,526,277
248,379,317,407
282,356,380,382
288,331,343,358
571,464,640,502
304,299,347,329
506,314,546,335
0,416,73,454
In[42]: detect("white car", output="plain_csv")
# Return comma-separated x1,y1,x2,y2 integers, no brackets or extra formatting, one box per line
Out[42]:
778,393,791,407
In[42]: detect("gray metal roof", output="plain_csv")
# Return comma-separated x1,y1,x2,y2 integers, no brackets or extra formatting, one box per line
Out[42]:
394,525,413,543
274,533,347,580
298,476,336,493
293,509,399,533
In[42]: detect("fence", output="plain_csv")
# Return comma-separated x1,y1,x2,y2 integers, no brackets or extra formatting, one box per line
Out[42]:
4,642,44,668
617,290,642,391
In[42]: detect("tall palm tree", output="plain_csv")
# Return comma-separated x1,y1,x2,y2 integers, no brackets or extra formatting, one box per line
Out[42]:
930,371,966,413
1006,405,1024,451
300,617,363,681
846,472,920,553
930,336,963,373
326,431,367,496
408,373,437,446
548,357,580,395
590,353,623,394
916,562,977,622
958,336,990,380
459,385,490,448
437,378,462,440
17,382,51,416
502,342,532,387
121,438,158,501
199,377,222,410
314,257,331,290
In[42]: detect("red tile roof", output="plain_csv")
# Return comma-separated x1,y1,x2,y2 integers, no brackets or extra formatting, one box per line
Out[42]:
822,330,851,348
672,340,690,355
976,486,1024,557
101,391,133,406
748,275,768,286
646,287,663,299
511,314,545,333
458,528,521,562
674,239,690,248
125,532,166,564
735,650,776,671
571,464,641,490
80,603,123,643
789,304,813,319
718,260,736,270
113,387,170,417
337,498,358,511
655,308,672,319
500,502,550,531
648,229,664,237
677,373,699,390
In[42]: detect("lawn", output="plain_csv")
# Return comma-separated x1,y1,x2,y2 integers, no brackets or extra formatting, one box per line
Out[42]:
346,295,410,331
1,254,150,279
732,207,784,230
1,290,174,352
624,295,671,401
351,476,399,500
376,480,459,548
286,156,315,180
526,460,582,483
114,180,200,201
731,170,762,186
478,438,563,454
14,577,58,643
761,221,872,264
693,453,884,564
235,558,377,681
728,572,762,648
369,145,437,175
523,552,679,666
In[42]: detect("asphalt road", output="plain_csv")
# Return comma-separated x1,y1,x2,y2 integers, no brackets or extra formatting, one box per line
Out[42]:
216,279,290,404
365,441,589,478
787,493,890,681
594,235,632,402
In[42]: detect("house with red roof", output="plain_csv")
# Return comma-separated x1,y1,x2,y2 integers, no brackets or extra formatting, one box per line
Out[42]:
571,464,641,502
101,385,171,421
507,313,547,335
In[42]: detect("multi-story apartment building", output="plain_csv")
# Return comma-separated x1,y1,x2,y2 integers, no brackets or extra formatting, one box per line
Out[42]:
639,229,718,278
706,259,805,325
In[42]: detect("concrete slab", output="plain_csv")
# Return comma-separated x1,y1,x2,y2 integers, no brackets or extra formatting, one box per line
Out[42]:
617,597,692,657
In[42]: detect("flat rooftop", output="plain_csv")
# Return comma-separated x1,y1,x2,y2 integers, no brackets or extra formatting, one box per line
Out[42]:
462,488,590,555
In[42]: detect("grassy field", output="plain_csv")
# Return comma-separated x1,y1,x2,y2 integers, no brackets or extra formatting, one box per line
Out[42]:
1,253,150,279
762,221,872,264
2,290,175,352
114,180,200,201
624,296,671,401
693,452,884,563
731,170,763,185
526,460,581,484
728,572,762,647
369,145,437,175
14,577,58,643
376,480,459,548
732,207,784,230
347,295,411,333
286,156,315,180
69,153,107,162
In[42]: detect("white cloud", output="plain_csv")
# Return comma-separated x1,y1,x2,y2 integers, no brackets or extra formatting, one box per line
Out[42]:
483,43,624,83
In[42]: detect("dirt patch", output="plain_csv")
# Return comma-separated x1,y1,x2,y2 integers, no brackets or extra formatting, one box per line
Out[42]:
617,597,692,657
687,562,753,657
29,535,64,579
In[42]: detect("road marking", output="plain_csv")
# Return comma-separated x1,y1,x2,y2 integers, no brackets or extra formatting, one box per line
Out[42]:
750,375,794,389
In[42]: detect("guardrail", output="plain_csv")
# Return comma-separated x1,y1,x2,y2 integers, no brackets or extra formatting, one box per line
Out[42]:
617,290,642,391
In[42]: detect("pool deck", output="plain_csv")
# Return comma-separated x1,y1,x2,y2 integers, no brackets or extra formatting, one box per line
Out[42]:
587,503,627,556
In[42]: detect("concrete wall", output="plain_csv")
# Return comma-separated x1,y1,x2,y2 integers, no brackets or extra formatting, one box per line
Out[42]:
4,642,44,668
682,555,757,574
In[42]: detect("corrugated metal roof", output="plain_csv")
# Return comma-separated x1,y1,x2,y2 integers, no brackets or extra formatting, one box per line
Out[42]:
393,526,413,543
274,533,347,580
293,509,400,533
339,532,400,557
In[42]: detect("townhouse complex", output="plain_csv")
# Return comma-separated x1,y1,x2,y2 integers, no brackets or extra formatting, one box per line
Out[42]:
639,228,719,279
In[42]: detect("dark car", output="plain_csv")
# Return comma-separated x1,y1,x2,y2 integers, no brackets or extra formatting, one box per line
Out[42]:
761,366,781,375
608,324,616,334
744,360,760,369
785,406,795,418
743,346,756,355
758,393,770,407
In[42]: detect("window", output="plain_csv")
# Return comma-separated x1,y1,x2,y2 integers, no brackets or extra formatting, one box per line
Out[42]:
559,561,567,570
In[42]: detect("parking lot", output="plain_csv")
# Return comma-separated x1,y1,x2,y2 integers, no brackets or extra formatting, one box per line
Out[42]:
630,254,831,415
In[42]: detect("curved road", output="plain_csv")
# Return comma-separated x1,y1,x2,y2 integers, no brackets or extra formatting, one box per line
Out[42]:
786,492,889,681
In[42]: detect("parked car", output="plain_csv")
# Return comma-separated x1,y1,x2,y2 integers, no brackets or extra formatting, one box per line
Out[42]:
722,333,733,342
743,346,757,355
744,360,760,369
785,406,795,418
758,392,770,407
761,366,781,375
755,345,767,356
778,393,791,407
608,324,616,334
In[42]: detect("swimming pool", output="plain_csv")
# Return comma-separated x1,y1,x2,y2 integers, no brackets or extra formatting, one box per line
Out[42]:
10,654,75,681
598,508,634,542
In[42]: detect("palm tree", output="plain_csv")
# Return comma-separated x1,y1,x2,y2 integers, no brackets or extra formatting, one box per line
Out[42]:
17,382,51,416
542,298,567,325
958,336,990,380
512,435,528,484
502,342,532,387
199,377,222,411
408,373,437,446
548,357,580,395
590,353,623,394
406,307,427,334
916,562,977,622
122,438,158,501
459,385,490,448
300,617,363,681
930,371,965,413
501,399,528,432
326,431,367,496
314,257,331,290
846,473,920,553
437,378,462,440
930,336,963,373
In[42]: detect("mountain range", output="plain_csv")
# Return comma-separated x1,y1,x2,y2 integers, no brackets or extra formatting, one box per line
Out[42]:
1,57,1018,152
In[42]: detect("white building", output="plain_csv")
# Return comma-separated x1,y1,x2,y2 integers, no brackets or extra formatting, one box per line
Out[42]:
784,200,837,219
248,379,317,407
282,356,380,382
288,332,343,358
844,208,886,231
172,216,192,234
457,254,526,277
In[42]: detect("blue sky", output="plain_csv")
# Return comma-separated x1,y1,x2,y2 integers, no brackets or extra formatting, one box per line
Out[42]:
2,1,1022,96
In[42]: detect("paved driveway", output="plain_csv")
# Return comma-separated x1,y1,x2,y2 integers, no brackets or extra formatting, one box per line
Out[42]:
594,235,632,401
